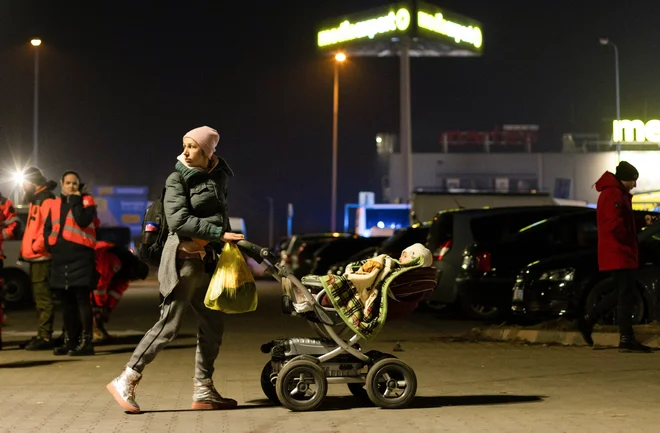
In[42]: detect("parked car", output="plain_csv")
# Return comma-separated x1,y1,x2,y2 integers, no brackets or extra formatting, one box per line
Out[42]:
310,236,388,275
328,221,432,275
425,206,591,315
278,232,354,273
459,209,660,320
97,226,132,249
511,221,660,325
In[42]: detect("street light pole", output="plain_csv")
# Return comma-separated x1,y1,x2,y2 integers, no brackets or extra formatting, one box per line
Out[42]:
399,36,413,203
31,38,42,167
331,52,346,232
600,37,620,161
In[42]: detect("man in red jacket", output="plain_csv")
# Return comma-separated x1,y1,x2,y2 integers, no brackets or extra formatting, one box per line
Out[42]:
578,161,651,353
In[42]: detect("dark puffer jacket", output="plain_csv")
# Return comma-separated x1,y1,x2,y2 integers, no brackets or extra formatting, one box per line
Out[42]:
44,194,98,289
165,157,233,249
157,156,234,298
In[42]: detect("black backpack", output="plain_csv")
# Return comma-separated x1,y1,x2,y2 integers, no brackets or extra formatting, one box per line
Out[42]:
137,173,188,267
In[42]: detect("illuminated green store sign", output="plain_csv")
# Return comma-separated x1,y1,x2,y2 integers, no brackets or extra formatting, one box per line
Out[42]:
317,2,483,52
613,119,660,143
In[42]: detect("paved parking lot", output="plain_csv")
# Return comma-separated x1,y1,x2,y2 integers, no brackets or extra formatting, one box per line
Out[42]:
1,281,660,432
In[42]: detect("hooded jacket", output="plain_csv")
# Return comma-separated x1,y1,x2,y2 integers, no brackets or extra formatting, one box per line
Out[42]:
20,181,57,262
595,171,638,271
157,154,234,298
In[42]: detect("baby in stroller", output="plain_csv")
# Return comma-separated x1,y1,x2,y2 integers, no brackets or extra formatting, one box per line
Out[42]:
237,240,436,412
311,243,433,305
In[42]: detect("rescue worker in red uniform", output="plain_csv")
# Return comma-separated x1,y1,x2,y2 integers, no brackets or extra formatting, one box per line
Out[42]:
579,161,652,353
44,171,98,356
92,240,149,342
0,193,19,350
20,167,59,351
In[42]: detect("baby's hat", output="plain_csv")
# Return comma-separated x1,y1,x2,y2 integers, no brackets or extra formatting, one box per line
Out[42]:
402,243,433,267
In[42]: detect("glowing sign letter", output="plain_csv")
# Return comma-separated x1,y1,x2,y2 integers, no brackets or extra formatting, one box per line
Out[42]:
645,120,660,142
395,8,411,31
613,119,645,143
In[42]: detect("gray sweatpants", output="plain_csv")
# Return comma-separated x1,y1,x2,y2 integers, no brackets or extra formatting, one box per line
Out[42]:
128,259,224,379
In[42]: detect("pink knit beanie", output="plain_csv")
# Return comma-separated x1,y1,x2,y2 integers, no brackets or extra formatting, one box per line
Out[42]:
183,126,219,158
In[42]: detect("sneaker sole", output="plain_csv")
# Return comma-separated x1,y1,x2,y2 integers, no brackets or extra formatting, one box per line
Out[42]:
191,401,238,410
106,383,141,413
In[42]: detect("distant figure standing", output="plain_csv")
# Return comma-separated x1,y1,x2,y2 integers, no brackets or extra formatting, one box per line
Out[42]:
45,171,99,356
20,167,58,351
578,161,651,353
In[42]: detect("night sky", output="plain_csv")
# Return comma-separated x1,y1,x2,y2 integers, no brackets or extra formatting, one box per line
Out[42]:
2,0,660,245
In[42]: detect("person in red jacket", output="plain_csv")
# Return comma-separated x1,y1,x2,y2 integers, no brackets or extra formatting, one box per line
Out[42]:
93,241,149,342
578,161,651,353
0,193,19,350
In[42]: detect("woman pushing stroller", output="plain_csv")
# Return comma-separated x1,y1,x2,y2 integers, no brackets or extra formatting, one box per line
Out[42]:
107,126,243,413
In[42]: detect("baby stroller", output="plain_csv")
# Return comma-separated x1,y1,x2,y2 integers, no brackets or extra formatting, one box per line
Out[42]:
237,240,436,412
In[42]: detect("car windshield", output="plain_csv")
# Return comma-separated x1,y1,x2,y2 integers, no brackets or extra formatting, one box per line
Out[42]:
380,226,430,256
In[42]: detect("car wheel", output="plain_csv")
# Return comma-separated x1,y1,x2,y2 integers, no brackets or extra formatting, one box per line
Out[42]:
584,279,645,325
460,295,502,321
3,269,32,309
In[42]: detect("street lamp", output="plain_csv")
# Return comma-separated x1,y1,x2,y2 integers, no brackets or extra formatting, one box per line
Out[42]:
331,52,346,232
599,37,621,161
30,38,42,166
12,171,25,204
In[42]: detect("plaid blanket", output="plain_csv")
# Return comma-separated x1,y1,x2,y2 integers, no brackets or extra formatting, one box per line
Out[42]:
318,254,425,340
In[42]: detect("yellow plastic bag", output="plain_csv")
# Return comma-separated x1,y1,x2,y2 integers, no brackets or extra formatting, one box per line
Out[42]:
204,242,258,314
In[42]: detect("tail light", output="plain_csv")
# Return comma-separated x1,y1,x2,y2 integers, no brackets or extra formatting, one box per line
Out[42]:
433,240,452,261
475,251,491,273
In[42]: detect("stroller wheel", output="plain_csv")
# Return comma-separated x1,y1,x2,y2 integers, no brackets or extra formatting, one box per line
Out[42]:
276,359,327,412
348,352,396,405
260,362,281,405
366,358,417,409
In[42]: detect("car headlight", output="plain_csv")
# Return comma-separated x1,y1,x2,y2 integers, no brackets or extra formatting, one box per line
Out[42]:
539,268,575,281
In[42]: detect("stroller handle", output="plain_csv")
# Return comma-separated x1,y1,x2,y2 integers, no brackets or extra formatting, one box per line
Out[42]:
236,240,277,264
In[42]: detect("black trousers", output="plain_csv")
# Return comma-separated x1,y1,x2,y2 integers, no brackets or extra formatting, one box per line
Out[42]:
53,287,93,342
591,269,637,335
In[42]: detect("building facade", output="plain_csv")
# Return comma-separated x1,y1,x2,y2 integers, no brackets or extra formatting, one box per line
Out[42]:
386,130,660,205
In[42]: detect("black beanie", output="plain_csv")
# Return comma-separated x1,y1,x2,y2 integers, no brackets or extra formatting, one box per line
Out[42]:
23,166,47,186
615,161,639,181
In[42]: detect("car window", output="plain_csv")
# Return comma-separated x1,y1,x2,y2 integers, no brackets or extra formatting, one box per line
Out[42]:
516,214,597,249
576,220,598,247
427,214,453,250
381,227,429,255
97,227,132,248
470,210,562,244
